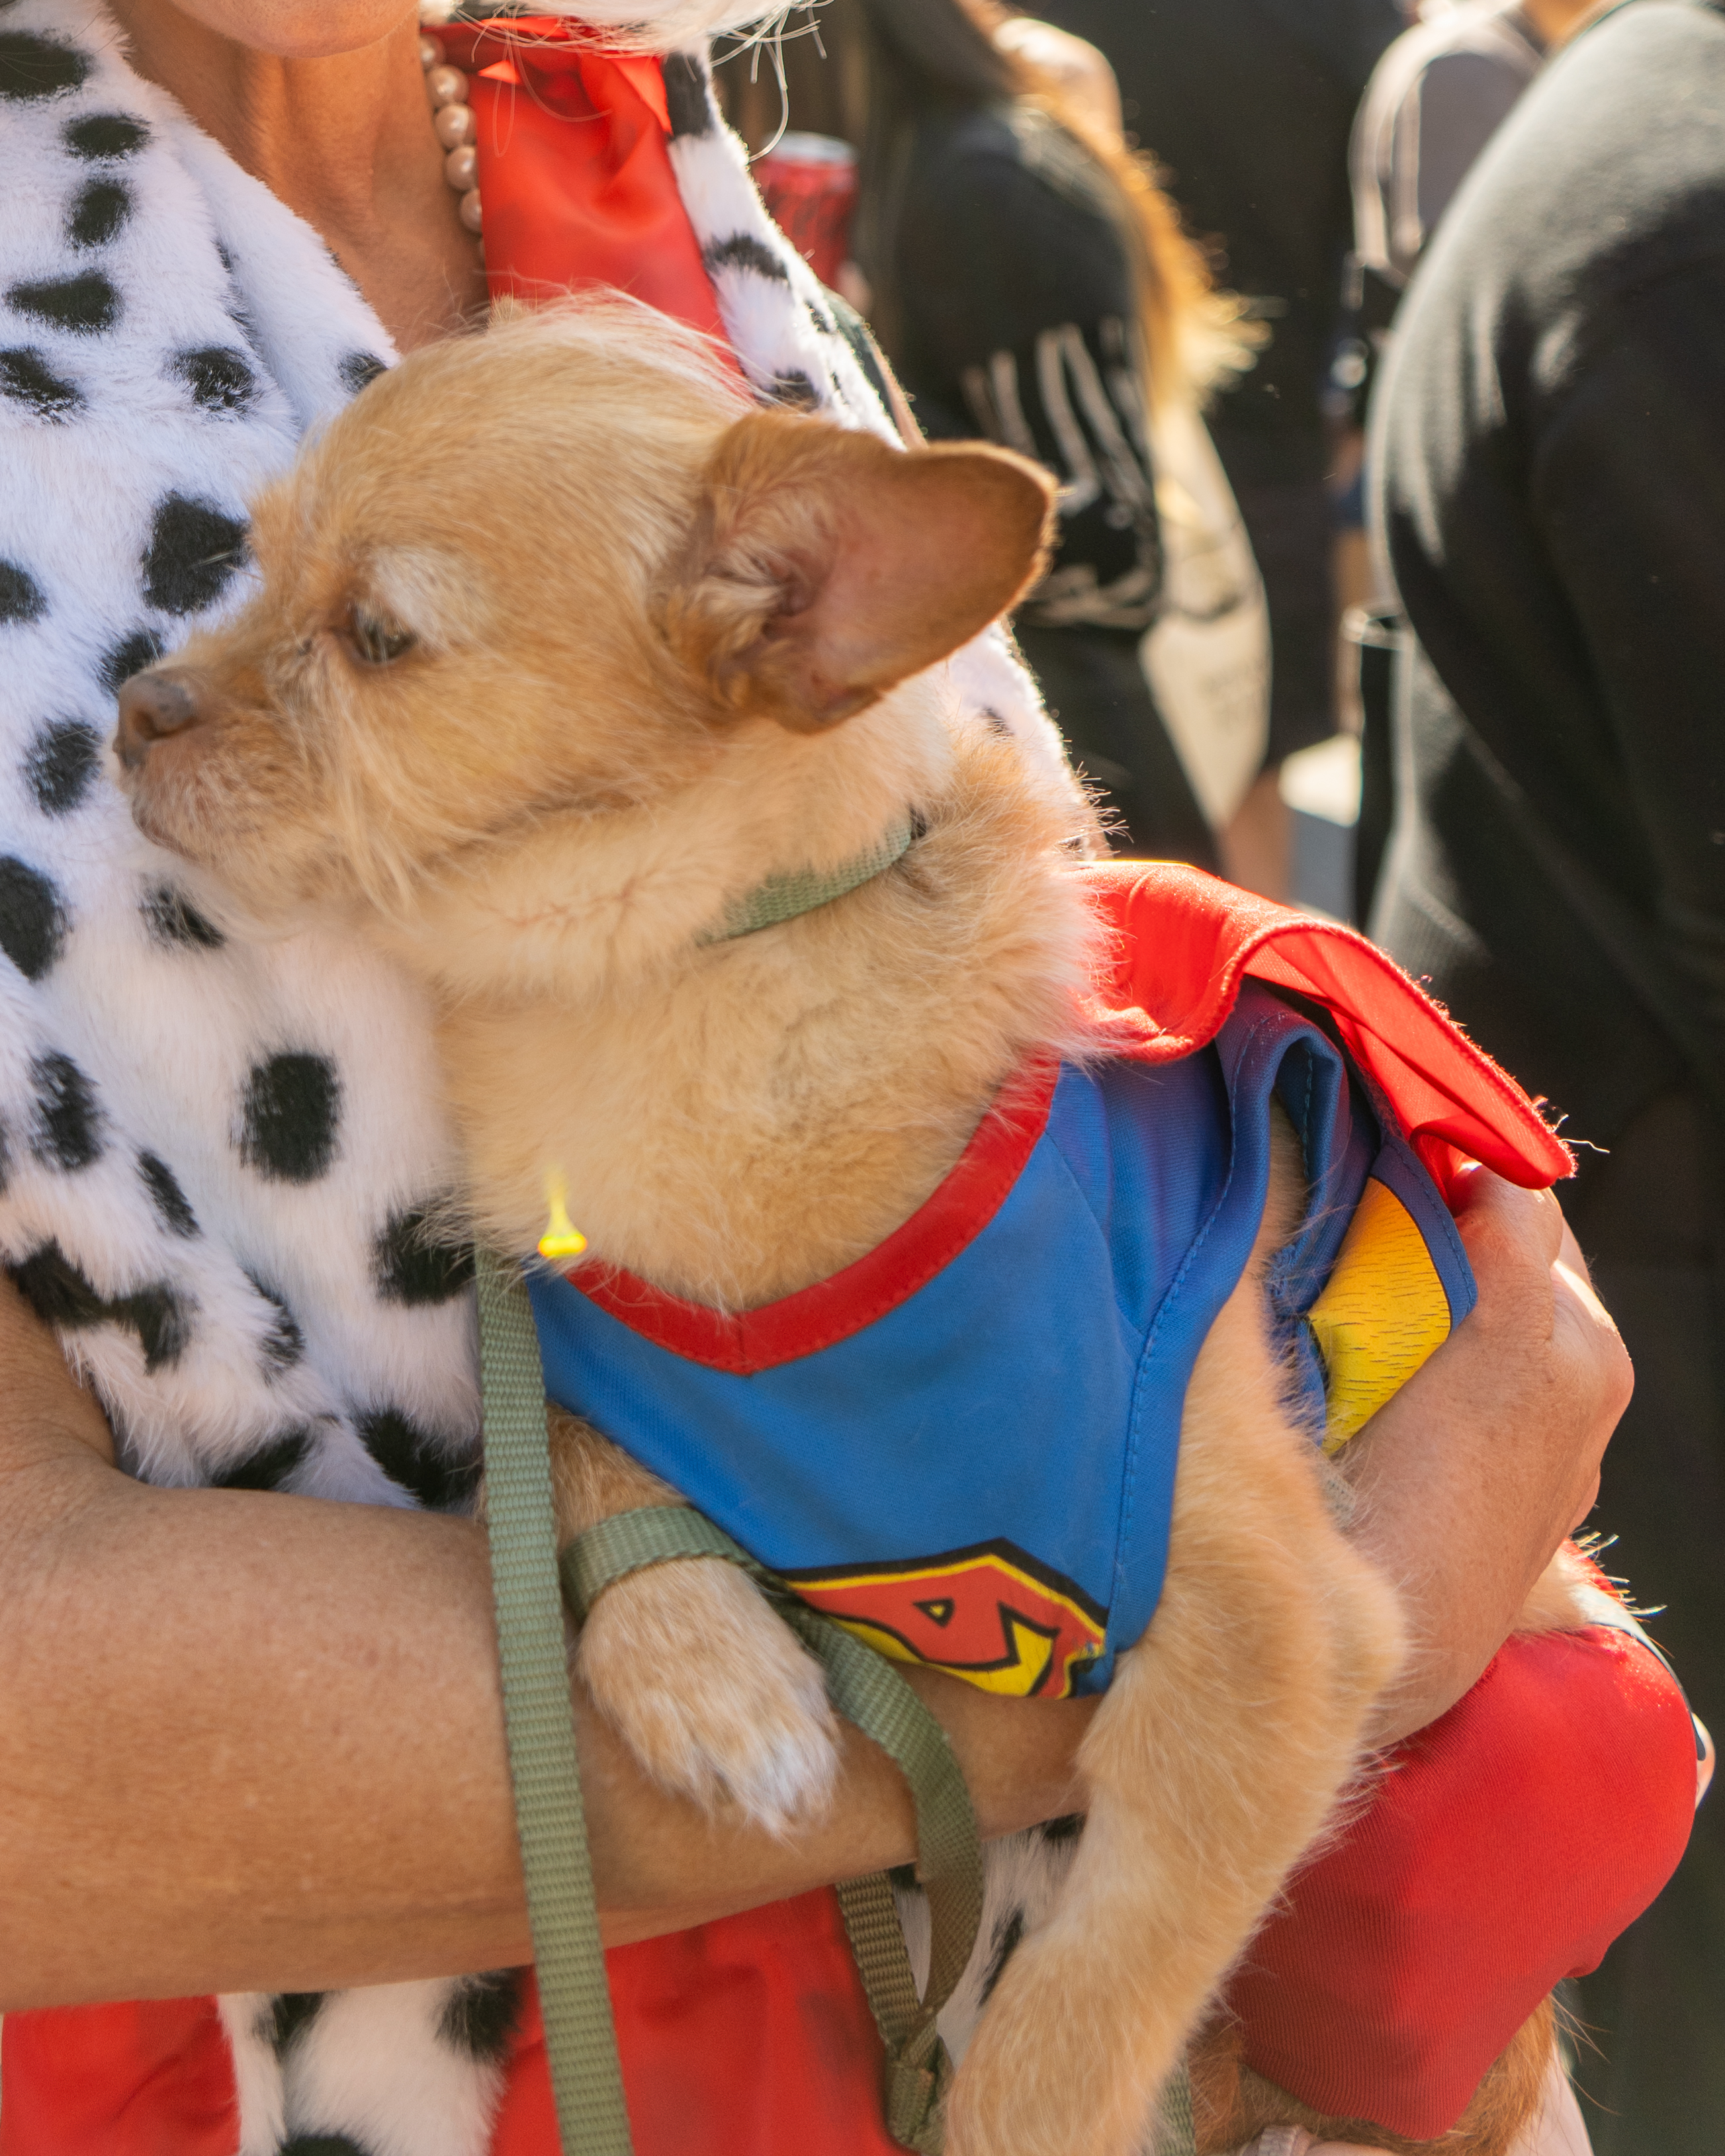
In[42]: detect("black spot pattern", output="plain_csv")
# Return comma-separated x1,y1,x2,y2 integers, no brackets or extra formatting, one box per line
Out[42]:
169,345,258,415
0,30,91,101
0,560,45,623
980,1908,1026,2004
1039,1813,1084,1846
703,233,789,284
359,1406,480,1512
0,855,67,979
271,1993,326,2055
245,1272,305,1373
772,370,819,410
67,177,131,248
139,1150,199,1237
238,1053,341,1183
142,882,226,950
979,707,1014,739
830,291,895,413
64,111,150,159
279,2139,376,2156
24,719,101,814
373,1206,474,1308
338,350,387,397
210,1425,314,1492
438,1971,521,2059
30,1050,103,1170
13,1240,192,1371
0,347,82,419
6,270,119,333
661,52,713,138
141,493,248,615
100,626,165,691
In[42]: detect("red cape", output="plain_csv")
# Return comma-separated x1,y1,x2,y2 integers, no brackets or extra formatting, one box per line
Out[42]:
1080,861,1572,1193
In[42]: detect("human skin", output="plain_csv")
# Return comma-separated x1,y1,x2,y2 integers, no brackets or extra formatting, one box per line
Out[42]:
0,0,1629,2012
0,1165,1624,2008
107,0,487,350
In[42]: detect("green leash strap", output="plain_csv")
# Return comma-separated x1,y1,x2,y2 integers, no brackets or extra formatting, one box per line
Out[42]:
834,1871,953,2155
1152,2059,1197,2156
476,1250,634,2156
566,1505,986,2154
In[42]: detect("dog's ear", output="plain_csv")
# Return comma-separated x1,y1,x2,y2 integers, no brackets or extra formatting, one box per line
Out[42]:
664,410,1055,732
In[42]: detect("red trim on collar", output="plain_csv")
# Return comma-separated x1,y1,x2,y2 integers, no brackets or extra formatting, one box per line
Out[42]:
566,1061,1059,1375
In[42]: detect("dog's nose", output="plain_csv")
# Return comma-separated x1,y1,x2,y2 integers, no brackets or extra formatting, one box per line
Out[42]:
116,670,202,771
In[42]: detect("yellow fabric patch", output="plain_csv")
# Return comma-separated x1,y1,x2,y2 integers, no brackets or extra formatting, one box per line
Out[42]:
1307,1178,1452,1453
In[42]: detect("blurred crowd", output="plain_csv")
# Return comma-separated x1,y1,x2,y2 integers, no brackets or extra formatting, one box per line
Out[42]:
715,4,1724,2150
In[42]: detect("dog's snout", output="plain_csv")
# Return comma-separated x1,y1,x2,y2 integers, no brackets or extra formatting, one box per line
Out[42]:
116,670,202,771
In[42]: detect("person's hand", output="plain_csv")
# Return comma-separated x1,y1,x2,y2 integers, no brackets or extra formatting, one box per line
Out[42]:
1341,1163,1630,1744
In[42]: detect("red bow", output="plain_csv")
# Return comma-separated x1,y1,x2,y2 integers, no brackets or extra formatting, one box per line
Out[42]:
435,18,730,347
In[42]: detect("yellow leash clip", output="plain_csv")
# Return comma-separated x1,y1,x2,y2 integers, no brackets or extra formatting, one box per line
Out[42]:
537,1172,588,1263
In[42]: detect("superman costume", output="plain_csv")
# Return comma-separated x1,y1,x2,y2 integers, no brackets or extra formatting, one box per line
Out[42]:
528,862,1559,1702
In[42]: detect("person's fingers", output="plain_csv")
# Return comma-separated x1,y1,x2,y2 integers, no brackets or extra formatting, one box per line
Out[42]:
1554,1213,1595,1291
1446,1159,1566,1275
1549,1236,1633,1442
1341,1162,1634,1737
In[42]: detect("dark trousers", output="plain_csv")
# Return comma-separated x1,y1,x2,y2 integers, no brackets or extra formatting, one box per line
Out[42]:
1015,623,1218,869
1562,1092,1725,2155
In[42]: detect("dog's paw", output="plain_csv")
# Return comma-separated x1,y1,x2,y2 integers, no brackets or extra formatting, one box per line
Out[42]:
576,1555,840,1833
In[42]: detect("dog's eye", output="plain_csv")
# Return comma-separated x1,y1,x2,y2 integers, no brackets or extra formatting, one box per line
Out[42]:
347,605,417,668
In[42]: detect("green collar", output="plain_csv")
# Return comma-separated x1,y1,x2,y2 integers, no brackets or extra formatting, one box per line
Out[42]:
701,817,917,944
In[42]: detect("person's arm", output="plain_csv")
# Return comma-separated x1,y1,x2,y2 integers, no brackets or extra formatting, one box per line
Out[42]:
0,1160,1624,2009
0,1273,1088,2008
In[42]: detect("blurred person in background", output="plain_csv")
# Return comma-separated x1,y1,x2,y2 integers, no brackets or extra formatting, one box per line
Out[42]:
719,1,1274,879
1348,0,1601,927
1036,0,1405,896
1368,1,1725,2144
851,0,1276,875
1352,0,1607,312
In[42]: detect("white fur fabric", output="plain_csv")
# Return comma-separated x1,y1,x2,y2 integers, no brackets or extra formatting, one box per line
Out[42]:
0,5,1071,2151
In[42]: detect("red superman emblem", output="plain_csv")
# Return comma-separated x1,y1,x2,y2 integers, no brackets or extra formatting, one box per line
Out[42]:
783,1540,1108,1699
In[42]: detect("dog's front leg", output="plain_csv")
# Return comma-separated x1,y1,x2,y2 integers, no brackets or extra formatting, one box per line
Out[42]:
545,1408,841,1833
945,1279,1407,2156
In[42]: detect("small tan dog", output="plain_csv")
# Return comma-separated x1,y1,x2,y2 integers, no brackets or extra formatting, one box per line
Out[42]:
116,299,1583,2156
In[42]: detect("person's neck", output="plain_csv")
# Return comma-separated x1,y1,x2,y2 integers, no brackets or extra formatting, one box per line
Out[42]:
103,1,485,349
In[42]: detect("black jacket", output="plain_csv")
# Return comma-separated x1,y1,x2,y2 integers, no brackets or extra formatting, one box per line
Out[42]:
1040,0,1403,481
1370,0,1725,1144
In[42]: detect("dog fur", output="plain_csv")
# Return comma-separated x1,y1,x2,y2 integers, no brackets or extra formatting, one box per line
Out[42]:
116,297,1584,2156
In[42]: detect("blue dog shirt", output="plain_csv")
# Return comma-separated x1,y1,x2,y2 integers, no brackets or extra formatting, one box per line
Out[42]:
529,980,1474,1700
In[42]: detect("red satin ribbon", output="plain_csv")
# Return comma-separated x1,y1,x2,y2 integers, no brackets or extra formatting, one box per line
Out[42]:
435,18,730,347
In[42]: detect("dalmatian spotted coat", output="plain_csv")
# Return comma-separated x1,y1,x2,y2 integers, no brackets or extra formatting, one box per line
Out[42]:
0,4,1086,2151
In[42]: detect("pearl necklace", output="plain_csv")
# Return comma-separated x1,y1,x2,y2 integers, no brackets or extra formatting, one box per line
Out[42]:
419,31,484,253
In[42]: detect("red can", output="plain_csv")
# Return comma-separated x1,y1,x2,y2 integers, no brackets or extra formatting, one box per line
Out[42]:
754,132,859,290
